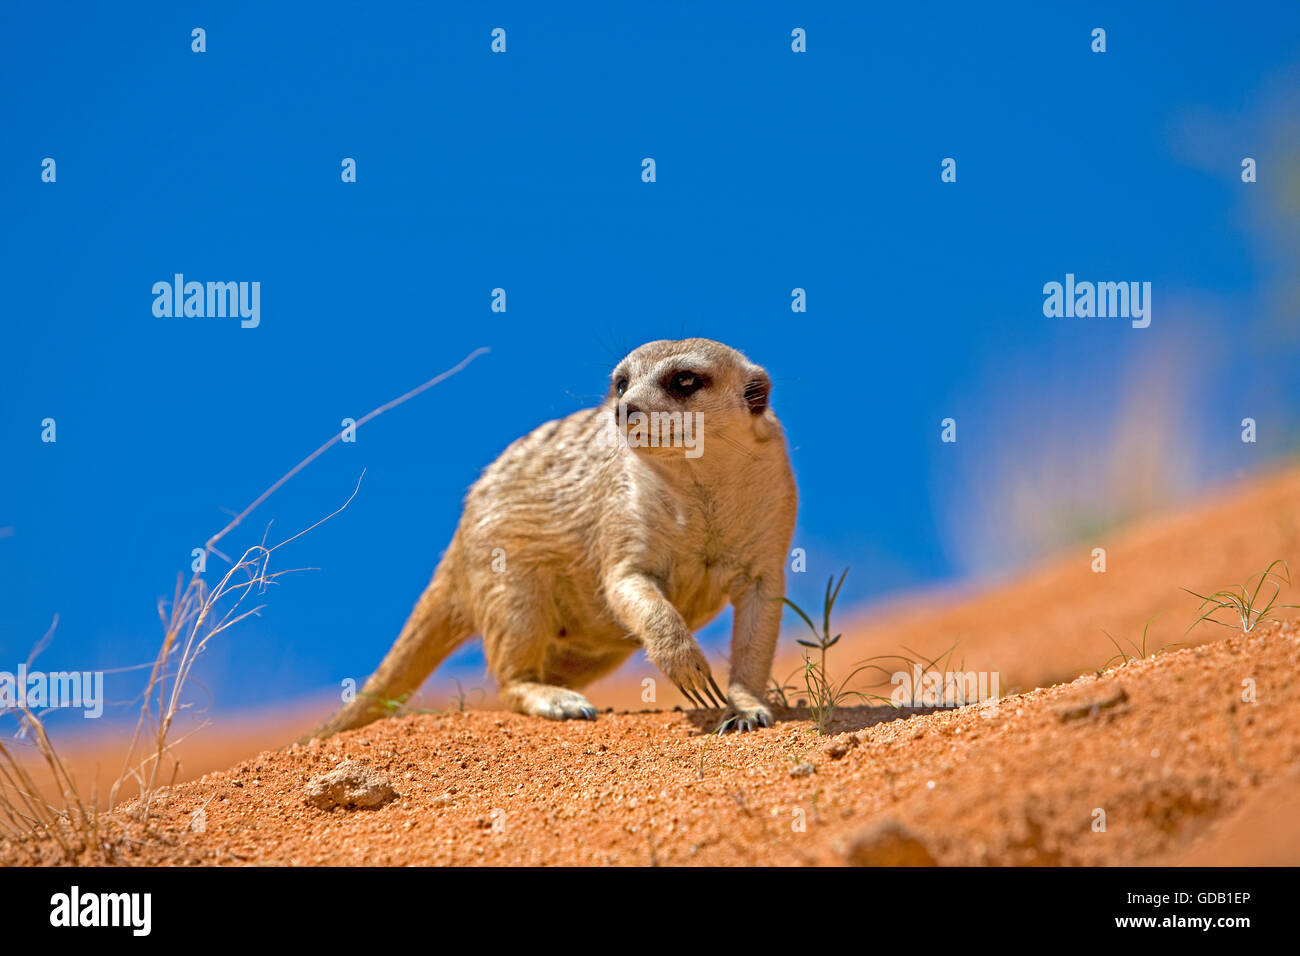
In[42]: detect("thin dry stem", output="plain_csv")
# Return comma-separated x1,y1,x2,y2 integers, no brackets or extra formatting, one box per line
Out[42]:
3,348,488,859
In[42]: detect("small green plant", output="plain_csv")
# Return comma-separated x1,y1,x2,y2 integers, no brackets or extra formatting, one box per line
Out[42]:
1184,559,1300,635
358,688,442,717
765,665,804,710
447,677,485,713
782,569,880,734
359,690,407,714
694,732,738,773
696,737,713,780
1097,615,1182,674
888,640,980,708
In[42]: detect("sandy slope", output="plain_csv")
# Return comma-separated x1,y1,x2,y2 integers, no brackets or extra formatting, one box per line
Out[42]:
6,464,1300,865
6,620,1297,866
744,466,1300,702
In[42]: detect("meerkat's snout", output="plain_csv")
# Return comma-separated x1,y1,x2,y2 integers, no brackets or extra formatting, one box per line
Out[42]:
609,362,707,453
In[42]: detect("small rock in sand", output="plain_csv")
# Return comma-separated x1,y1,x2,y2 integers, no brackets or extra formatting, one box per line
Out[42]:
304,760,398,810
822,733,860,759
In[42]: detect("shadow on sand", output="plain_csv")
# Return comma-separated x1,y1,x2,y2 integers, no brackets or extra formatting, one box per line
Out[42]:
652,703,956,736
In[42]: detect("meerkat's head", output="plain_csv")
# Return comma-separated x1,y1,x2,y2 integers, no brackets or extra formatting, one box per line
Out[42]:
607,338,782,458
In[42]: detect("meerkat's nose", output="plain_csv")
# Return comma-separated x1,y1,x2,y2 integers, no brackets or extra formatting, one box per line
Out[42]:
615,401,644,427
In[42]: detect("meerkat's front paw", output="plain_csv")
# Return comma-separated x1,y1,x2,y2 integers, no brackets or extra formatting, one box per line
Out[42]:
717,703,773,734
650,639,727,710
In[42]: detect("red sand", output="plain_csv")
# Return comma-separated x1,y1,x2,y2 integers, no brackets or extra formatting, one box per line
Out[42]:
7,465,1300,866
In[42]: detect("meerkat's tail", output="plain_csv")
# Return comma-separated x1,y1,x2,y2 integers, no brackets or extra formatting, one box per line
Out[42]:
300,557,473,742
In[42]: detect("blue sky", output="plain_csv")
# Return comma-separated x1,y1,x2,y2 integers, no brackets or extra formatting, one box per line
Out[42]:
3,2,1298,725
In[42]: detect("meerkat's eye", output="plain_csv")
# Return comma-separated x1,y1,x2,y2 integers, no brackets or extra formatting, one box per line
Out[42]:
666,371,706,398
614,377,629,397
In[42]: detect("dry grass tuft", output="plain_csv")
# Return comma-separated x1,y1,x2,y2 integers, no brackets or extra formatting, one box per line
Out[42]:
0,348,487,861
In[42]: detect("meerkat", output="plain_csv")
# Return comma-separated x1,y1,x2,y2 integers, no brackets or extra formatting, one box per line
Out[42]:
306,338,797,739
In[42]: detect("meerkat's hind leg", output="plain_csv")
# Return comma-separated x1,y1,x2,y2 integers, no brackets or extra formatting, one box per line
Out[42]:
500,681,598,721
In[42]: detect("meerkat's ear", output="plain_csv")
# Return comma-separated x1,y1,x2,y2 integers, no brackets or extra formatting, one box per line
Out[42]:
743,374,771,414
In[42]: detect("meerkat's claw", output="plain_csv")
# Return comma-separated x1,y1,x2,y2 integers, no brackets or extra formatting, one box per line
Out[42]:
719,704,772,733
684,685,708,709
707,675,727,705
677,679,729,710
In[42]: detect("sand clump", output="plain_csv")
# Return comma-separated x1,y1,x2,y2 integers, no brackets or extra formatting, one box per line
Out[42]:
303,761,398,810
